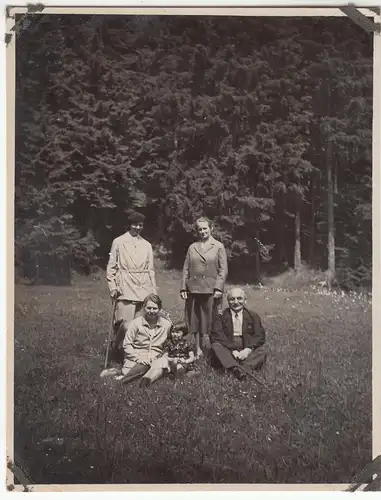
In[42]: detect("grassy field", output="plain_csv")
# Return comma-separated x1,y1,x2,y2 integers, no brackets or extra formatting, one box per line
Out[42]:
13,268,372,485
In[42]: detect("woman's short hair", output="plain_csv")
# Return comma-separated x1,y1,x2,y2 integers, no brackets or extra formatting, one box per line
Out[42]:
171,321,188,336
195,216,213,229
127,210,145,224
143,293,162,310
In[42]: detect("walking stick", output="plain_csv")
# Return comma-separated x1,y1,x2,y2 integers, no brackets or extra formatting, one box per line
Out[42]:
104,298,117,370
238,364,270,391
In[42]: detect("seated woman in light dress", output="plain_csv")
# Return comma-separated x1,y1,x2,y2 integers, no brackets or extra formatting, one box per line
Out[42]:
116,293,172,385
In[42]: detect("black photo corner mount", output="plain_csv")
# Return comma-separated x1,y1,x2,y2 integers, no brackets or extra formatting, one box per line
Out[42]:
346,455,381,492
6,455,34,492
340,4,381,34
4,0,380,492
3,3,380,45
5,3,45,46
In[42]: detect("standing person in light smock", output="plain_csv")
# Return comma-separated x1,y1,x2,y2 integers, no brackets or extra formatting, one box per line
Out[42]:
106,211,157,350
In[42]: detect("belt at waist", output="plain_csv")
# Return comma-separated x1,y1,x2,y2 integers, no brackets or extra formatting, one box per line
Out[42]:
188,275,216,279
118,270,150,274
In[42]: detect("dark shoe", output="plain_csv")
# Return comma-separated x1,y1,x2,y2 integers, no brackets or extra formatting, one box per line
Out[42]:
175,365,186,377
139,377,151,388
231,366,246,381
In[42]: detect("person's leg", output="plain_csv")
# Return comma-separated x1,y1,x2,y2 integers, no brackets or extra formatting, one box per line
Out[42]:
185,295,196,334
210,342,239,370
185,368,201,378
242,346,267,371
140,366,165,387
134,302,144,319
121,362,149,383
121,358,137,376
140,357,167,387
214,295,223,316
187,295,203,356
113,320,128,360
115,300,136,324
114,301,137,352
211,340,247,380
200,294,215,351
194,337,202,357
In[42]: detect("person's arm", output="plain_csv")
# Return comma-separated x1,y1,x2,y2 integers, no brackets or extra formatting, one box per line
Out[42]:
180,247,191,298
182,350,195,364
106,239,119,297
122,321,140,363
214,245,228,294
210,311,236,350
147,243,157,292
161,340,172,360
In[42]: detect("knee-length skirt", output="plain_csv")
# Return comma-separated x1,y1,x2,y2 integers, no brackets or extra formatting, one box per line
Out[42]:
185,293,221,337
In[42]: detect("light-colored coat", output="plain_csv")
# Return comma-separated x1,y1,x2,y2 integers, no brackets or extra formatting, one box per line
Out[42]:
106,232,156,302
181,237,228,294
123,315,171,365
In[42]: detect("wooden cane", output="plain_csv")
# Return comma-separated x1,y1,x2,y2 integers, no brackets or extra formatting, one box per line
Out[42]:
104,298,117,370
238,364,270,391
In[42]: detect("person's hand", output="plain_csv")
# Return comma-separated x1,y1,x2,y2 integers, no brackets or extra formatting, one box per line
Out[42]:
139,359,151,366
235,350,245,361
238,348,252,361
232,350,240,359
110,290,119,300
213,290,223,299
180,291,188,300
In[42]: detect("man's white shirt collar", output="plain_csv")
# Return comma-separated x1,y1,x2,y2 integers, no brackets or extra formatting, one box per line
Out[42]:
230,309,243,320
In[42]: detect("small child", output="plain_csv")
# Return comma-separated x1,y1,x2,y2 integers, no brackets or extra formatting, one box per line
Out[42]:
162,322,198,376
139,322,199,388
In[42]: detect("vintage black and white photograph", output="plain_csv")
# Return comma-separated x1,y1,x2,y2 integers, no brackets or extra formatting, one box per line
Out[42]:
12,7,375,487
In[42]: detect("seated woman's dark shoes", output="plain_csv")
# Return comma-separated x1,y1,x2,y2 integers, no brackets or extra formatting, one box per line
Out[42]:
139,377,151,388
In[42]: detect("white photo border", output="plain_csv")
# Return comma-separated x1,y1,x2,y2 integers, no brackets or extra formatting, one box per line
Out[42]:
3,1,380,493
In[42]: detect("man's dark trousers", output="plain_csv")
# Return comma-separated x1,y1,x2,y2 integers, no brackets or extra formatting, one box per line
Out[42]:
211,337,266,371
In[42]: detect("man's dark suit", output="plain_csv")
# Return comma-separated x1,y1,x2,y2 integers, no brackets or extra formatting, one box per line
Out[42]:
209,307,267,371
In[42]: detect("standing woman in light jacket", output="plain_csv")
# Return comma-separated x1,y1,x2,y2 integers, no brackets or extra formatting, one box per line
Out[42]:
180,217,228,357
106,211,157,350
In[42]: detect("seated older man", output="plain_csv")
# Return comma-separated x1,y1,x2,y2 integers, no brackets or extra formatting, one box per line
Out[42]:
209,287,267,381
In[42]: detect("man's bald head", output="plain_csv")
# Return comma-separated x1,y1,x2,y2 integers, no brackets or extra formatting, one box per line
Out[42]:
227,287,247,313
227,287,246,301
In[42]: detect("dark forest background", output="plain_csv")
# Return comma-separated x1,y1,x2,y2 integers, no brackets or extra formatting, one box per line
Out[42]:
15,15,373,289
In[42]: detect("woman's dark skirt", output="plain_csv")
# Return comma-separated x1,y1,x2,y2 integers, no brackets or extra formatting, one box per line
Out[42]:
185,293,222,337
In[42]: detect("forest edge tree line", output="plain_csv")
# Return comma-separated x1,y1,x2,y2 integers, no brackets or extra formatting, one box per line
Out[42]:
14,16,373,290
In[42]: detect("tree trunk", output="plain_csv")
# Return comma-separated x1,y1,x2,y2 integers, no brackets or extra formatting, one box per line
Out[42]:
255,231,261,283
309,175,316,266
294,203,302,273
334,155,338,195
35,254,39,283
326,138,335,288
157,204,165,242
333,145,339,195
278,193,288,266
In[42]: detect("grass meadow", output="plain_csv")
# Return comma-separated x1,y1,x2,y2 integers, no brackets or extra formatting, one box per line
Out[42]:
13,267,372,485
